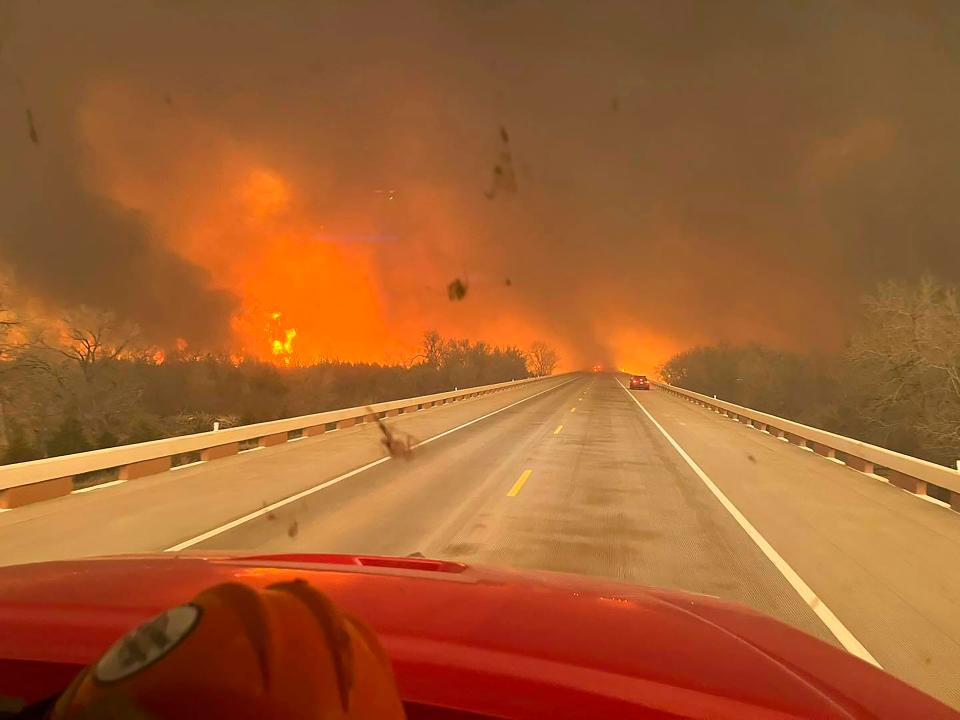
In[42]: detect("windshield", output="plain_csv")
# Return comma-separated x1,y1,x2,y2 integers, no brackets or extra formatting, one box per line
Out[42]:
1,1,959,714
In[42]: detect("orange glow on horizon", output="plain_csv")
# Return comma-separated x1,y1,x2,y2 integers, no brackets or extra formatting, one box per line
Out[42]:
75,86,659,370
606,326,685,379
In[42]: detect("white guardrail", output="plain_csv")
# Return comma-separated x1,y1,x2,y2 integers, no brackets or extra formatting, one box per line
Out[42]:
0,375,556,509
652,381,960,512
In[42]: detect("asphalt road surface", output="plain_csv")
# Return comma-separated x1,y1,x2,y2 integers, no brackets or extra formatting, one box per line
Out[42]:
1,373,958,708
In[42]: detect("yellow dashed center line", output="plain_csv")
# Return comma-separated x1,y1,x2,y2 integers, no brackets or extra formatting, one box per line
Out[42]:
507,469,532,497
554,424,563,435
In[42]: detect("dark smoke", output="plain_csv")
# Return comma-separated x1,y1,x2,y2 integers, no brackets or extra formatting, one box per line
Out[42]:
1,158,236,345
0,2,236,346
0,168,236,346
2,1,960,363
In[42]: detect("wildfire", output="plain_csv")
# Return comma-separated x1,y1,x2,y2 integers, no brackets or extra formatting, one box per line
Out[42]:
268,312,297,365
72,94,577,368
272,328,297,359
147,338,189,366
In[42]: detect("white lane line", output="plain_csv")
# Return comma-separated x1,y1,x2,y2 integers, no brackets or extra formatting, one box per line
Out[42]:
615,378,880,668
165,377,578,552
72,479,127,494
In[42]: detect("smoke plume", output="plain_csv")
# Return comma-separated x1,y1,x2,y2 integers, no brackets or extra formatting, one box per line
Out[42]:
2,1,959,367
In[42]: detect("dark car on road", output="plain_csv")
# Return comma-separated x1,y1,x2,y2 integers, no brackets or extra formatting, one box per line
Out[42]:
629,375,650,390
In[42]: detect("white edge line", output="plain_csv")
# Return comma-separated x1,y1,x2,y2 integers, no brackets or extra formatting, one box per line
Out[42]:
72,479,128,494
165,377,576,552
409,378,572,450
171,460,207,471
616,378,881,668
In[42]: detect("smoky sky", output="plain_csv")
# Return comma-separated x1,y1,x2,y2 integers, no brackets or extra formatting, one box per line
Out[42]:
0,3,238,345
2,1,960,361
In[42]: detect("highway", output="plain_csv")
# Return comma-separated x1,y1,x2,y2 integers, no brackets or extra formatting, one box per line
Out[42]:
1,373,958,708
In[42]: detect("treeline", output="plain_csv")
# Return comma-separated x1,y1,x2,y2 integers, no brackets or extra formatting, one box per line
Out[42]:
660,276,960,467
0,312,553,464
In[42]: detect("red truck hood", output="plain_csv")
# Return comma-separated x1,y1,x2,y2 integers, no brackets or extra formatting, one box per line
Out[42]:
0,553,953,719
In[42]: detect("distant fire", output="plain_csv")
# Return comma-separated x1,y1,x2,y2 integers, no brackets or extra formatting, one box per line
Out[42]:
268,312,297,365
271,328,297,364
70,95,581,368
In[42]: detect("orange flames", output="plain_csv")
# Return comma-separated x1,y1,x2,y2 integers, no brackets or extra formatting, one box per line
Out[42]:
272,329,297,363
269,312,297,365
73,88,616,370
191,166,394,364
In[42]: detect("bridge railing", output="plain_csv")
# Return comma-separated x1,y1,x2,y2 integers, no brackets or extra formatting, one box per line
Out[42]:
0,375,554,509
653,381,960,513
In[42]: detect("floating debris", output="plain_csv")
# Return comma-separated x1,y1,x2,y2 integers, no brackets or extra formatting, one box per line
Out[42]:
368,407,416,460
25,109,38,145
485,125,518,199
447,278,468,301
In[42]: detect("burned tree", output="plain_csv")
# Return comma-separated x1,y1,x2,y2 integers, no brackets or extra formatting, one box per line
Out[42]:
527,342,559,377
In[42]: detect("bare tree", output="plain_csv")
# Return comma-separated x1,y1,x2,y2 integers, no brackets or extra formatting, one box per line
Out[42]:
421,330,443,369
846,276,960,463
0,286,53,460
527,342,559,377
43,307,139,381
15,307,145,449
